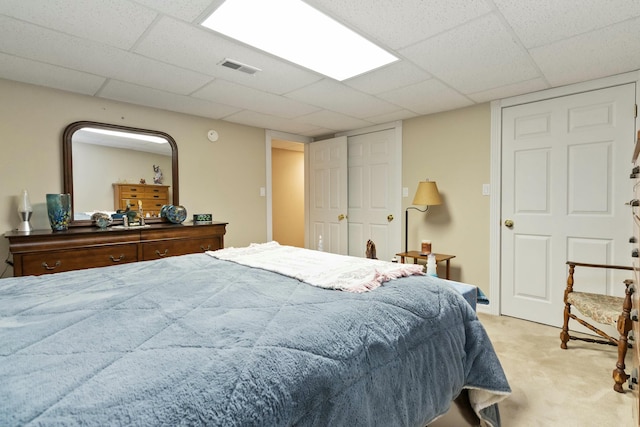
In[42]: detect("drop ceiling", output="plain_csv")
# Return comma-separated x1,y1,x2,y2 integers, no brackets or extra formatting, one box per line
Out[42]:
1,0,639,138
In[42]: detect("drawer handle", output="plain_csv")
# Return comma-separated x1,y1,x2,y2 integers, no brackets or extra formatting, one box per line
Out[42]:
155,249,169,257
200,244,211,251
42,260,61,271
110,254,125,262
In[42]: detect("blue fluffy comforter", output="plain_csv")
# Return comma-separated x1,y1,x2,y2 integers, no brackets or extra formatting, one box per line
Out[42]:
0,253,510,426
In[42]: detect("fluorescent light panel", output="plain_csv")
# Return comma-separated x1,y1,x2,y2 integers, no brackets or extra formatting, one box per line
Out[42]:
84,128,167,144
201,0,398,81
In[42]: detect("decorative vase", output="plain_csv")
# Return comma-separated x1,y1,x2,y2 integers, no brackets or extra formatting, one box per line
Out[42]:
46,193,72,231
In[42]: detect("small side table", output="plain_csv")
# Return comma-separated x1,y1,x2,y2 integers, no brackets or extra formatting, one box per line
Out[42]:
395,251,456,279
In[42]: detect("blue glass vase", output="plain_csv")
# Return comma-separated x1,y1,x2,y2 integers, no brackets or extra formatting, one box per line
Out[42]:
46,193,72,231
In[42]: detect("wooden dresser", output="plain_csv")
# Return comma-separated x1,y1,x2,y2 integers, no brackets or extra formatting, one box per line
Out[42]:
113,183,170,217
5,222,226,277
632,129,640,425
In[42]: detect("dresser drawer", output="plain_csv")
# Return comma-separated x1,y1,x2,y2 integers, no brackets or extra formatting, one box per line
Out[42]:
113,183,170,213
141,237,222,260
20,243,138,275
120,191,144,201
117,198,165,212
144,186,168,198
6,223,227,277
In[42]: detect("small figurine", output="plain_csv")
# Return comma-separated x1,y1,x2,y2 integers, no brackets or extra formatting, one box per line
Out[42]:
140,178,146,184
153,165,163,184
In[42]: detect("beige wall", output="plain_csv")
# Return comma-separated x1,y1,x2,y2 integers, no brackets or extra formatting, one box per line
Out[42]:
0,78,267,277
1,78,492,295
272,148,305,247
403,103,492,294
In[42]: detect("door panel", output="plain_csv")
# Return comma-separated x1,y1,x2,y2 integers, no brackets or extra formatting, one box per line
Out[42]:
501,83,635,327
308,136,348,254
513,234,550,300
347,128,400,261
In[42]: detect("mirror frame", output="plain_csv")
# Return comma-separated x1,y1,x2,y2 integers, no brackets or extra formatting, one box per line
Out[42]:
63,121,179,227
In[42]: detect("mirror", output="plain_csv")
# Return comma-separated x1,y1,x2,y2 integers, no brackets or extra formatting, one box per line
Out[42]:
63,121,179,226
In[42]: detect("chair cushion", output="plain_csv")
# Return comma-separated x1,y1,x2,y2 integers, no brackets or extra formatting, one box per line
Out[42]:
567,292,624,326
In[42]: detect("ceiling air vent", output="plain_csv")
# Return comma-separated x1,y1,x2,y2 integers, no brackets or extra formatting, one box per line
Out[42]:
220,58,261,75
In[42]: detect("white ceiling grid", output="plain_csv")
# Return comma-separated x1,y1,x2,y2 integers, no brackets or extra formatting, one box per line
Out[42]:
0,0,638,137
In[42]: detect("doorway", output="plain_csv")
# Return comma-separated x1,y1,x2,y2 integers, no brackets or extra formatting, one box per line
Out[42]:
271,139,306,247
263,130,313,247
266,122,403,258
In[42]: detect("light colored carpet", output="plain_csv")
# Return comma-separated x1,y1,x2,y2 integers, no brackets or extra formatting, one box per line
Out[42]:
478,313,636,427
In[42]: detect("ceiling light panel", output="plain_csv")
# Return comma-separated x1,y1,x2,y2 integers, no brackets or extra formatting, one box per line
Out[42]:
201,0,398,81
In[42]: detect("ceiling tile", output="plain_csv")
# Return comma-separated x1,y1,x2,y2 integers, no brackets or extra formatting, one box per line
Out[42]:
307,0,492,49
99,80,241,119
0,0,157,50
493,0,640,49
0,16,213,95
132,0,217,22
530,17,640,86
400,13,540,94
135,17,323,95
378,79,473,115
294,110,373,133
285,79,401,119
365,109,419,125
0,53,105,95
193,79,321,118
344,61,431,95
224,110,322,135
467,78,549,103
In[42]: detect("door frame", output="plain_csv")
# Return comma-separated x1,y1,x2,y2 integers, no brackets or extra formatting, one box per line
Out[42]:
266,122,403,251
488,70,640,316
265,130,312,244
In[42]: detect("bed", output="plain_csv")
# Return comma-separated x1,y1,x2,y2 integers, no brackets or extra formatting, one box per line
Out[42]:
0,243,510,426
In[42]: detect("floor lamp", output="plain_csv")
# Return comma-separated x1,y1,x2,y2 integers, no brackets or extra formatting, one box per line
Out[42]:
405,181,442,253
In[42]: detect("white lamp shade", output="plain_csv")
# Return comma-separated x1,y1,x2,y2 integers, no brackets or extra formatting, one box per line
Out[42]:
18,189,32,213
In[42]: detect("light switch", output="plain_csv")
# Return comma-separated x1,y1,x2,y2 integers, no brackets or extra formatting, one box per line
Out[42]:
402,187,409,197
482,184,490,196
260,187,266,197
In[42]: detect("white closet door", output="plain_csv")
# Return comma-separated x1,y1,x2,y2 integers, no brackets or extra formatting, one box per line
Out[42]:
308,136,348,254
501,83,635,327
347,128,401,262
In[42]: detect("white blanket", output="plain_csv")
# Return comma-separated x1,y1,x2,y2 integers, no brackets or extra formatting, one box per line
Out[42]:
206,242,425,293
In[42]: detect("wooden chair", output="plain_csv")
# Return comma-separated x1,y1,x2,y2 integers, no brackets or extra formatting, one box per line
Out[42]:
560,261,635,393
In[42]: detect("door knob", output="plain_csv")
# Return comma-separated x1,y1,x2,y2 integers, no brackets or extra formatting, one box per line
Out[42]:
387,214,394,222
504,219,514,228
338,214,346,221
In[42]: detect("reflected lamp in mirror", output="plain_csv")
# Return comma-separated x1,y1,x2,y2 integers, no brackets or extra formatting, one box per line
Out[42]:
17,189,33,233
405,180,442,253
